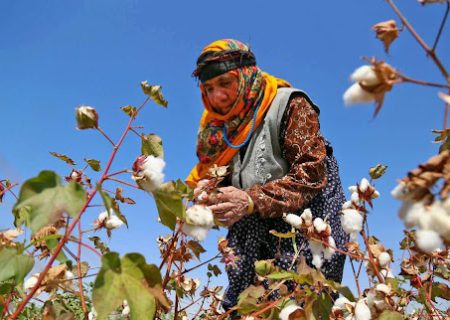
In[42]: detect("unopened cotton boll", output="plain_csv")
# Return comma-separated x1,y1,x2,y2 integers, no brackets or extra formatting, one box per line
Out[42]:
132,155,165,193
416,229,443,254
284,213,303,229
341,209,363,240
279,303,302,320
378,252,391,268
355,300,372,320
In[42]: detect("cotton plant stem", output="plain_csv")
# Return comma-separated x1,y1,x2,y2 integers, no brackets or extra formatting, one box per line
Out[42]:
105,177,140,189
105,169,130,179
76,221,88,317
251,296,285,318
432,0,450,52
0,182,19,200
350,259,362,298
1,290,13,318
360,230,384,284
96,127,115,146
190,277,211,319
386,0,450,81
181,253,221,275
400,75,450,89
9,98,149,319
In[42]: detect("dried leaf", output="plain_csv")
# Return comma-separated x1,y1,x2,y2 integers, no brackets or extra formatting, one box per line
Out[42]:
269,229,296,238
419,0,447,4
84,158,101,172
208,165,228,178
372,20,400,53
186,240,206,259
438,92,450,105
49,152,76,166
115,187,136,205
369,164,388,180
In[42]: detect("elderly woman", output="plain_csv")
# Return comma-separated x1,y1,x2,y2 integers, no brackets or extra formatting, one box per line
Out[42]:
186,39,347,312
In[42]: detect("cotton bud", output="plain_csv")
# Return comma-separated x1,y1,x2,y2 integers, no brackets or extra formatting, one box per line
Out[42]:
341,209,364,240
76,105,98,129
378,252,391,268
416,229,443,254
355,300,372,320
182,205,214,241
284,213,303,229
279,303,304,320
132,155,165,193
301,208,313,224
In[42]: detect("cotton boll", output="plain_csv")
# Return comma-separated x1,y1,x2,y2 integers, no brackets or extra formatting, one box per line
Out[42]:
182,224,209,241
312,253,323,269
375,284,391,295
341,209,363,236
105,215,124,229
350,65,379,86
132,155,165,193
348,185,358,193
351,192,361,204
323,236,336,260
355,300,372,320
88,308,97,320
343,83,376,106
313,218,328,233
359,178,371,193
333,297,354,310
185,205,214,227
391,182,409,200
429,201,450,241
284,213,303,229
380,268,394,279
301,208,313,224
279,303,302,320
97,211,109,224
378,252,391,268
399,201,426,228
416,229,443,254
122,300,130,316
342,201,353,210
24,274,39,291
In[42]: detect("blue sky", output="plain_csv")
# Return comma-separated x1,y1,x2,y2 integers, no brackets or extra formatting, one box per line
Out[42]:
1,0,449,301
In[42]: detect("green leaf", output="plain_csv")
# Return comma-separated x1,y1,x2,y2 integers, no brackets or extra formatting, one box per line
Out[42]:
335,285,356,302
378,310,404,320
141,133,164,158
93,252,160,320
0,248,34,285
49,152,76,166
13,171,87,233
266,271,297,281
121,105,137,117
84,158,101,172
153,181,185,230
207,264,222,277
140,81,168,107
431,282,450,301
236,285,265,315
312,292,333,320
46,237,70,264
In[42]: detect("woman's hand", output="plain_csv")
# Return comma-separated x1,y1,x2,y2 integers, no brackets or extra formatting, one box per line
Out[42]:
208,186,251,226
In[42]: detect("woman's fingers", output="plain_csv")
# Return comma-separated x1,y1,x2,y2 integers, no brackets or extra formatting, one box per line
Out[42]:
209,202,236,214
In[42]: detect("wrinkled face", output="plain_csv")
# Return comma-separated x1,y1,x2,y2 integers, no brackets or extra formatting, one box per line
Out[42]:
203,72,239,115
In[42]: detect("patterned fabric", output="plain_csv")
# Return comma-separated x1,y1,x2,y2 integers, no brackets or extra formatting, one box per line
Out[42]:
186,39,291,187
221,95,347,311
246,95,327,218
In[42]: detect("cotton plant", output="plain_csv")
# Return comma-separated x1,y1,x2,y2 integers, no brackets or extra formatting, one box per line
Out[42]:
283,208,336,269
181,204,214,241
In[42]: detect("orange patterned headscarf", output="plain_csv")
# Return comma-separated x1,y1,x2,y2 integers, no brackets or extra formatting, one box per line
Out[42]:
186,39,290,187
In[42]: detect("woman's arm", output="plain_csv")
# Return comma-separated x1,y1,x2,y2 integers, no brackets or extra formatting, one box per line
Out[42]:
245,94,327,218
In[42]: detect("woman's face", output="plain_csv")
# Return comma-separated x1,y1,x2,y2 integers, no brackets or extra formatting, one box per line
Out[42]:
203,72,239,115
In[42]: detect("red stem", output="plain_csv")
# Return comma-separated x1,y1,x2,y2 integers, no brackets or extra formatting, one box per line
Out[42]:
77,220,88,317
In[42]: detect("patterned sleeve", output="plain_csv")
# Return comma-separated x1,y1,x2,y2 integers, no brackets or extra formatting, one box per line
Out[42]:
245,94,327,218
